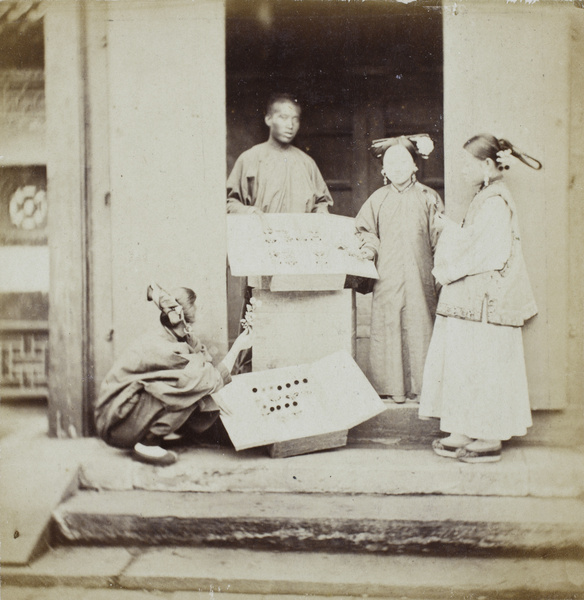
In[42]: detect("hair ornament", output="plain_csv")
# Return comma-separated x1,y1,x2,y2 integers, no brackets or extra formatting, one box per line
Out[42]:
409,135,435,159
147,282,185,327
496,148,513,171
370,134,434,160
498,138,543,171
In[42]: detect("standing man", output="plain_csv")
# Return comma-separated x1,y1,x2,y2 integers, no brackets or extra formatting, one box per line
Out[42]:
226,93,333,214
226,94,333,372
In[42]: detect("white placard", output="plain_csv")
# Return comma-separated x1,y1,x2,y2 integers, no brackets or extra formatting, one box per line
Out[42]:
217,351,386,451
227,213,378,280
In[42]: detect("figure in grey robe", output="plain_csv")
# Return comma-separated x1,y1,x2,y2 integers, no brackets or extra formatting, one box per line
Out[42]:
356,179,444,399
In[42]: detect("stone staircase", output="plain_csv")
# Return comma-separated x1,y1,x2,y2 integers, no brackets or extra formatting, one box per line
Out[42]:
6,404,584,597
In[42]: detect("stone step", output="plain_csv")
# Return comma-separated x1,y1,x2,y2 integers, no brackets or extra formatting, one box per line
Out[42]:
349,402,440,447
79,442,584,499
52,490,584,558
350,402,583,448
4,546,584,598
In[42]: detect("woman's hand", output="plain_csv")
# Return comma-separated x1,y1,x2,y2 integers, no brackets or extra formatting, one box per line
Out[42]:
434,212,448,233
434,212,458,233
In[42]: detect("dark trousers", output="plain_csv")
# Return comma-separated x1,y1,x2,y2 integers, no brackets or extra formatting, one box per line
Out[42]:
106,391,219,449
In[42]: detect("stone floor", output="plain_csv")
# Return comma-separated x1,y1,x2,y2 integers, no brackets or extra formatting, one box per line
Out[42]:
1,590,379,600
4,546,584,599
77,439,584,498
2,400,584,598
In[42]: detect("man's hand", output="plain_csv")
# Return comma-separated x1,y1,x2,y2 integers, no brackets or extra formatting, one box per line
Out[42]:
360,246,376,261
314,204,330,214
234,329,253,351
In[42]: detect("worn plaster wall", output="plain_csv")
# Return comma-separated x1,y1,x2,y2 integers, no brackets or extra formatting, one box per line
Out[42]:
443,1,571,410
567,9,584,430
45,1,228,435
105,0,228,358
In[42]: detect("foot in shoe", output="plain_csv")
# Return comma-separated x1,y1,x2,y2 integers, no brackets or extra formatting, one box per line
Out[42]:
432,434,473,458
441,433,474,448
456,444,502,463
133,442,178,466
391,395,406,404
464,439,502,453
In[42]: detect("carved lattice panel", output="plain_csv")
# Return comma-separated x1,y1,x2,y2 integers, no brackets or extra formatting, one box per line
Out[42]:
0,322,48,398
0,69,45,132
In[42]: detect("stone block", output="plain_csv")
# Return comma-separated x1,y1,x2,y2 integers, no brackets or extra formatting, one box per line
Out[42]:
251,289,355,371
53,489,584,557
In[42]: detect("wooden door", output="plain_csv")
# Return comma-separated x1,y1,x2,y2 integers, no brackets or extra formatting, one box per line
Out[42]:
225,0,444,348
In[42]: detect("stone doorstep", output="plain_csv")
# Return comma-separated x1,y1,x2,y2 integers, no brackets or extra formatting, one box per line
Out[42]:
3,546,584,598
350,402,583,448
78,442,584,499
52,490,584,557
2,419,583,570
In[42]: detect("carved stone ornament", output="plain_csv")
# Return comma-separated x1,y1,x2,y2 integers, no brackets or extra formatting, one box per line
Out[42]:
9,185,47,230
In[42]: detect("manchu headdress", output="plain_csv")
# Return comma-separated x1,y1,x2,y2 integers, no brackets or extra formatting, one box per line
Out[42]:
370,134,435,160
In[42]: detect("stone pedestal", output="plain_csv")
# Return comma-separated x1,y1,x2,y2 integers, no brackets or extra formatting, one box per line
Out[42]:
251,287,356,371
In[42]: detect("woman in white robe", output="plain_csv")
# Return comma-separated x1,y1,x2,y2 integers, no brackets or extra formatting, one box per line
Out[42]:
419,133,542,463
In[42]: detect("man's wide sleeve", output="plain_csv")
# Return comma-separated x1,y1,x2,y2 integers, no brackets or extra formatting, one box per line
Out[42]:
312,163,334,211
227,155,256,214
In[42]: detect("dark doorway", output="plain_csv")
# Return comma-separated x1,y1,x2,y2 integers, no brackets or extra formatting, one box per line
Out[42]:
225,0,443,341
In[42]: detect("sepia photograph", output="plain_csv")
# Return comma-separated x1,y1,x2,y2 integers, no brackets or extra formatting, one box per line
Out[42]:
1,0,583,598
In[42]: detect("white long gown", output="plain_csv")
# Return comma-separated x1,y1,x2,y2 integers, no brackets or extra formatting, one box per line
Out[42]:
419,196,533,440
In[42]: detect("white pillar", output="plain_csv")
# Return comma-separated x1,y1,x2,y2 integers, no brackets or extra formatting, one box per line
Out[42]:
442,1,570,409
105,0,228,358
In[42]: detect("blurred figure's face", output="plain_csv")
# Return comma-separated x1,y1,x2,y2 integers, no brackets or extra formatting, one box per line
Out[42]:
265,101,301,146
461,150,488,186
184,302,196,324
383,145,416,186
